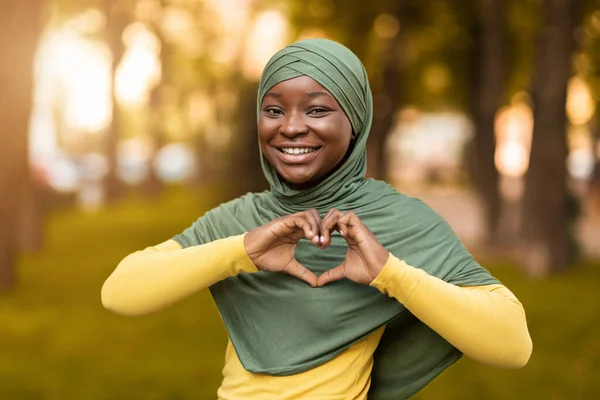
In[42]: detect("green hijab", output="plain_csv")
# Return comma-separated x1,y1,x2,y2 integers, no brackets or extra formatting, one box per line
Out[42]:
173,39,499,399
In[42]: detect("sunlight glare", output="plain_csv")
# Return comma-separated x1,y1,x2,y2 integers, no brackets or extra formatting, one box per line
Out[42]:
116,23,161,107
159,6,195,45
242,10,289,79
65,8,106,35
567,76,595,126
495,142,529,178
45,31,113,133
494,101,533,177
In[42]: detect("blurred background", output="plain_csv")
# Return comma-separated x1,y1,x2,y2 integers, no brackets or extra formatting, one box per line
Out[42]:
1,0,599,398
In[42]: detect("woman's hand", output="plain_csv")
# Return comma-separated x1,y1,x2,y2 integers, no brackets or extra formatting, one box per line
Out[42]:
244,209,324,287
317,209,390,287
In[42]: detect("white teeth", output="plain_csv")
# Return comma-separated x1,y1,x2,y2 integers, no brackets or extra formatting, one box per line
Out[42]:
281,148,317,155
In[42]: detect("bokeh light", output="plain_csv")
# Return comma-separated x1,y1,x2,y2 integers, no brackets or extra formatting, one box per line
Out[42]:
422,63,450,93
374,14,401,39
117,137,154,184
43,30,113,133
154,143,198,182
388,109,472,184
46,156,79,192
116,22,162,107
566,76,595,126
242,10,289,79
494,100,534,177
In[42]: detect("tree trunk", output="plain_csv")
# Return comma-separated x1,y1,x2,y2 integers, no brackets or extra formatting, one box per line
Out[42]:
104,0,130,203
0,1,44,291
587,116,600,221
468,0,505,244
144,92,164,199
17,178,45,252
521,0,577,276
229,81,267,197
143,79,165,200
142,22,171,199
368,2,406,180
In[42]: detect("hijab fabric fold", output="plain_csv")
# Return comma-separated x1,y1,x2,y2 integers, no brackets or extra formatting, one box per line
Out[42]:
173,39,499,399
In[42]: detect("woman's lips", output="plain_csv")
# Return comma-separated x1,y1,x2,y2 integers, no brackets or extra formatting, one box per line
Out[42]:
273,147,321,164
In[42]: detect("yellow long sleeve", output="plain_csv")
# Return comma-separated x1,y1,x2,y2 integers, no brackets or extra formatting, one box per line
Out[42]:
101,234,257,316
370,254,533,369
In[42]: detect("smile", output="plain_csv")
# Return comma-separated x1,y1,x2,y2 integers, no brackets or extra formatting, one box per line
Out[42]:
280,147,319,155
273,146,322,164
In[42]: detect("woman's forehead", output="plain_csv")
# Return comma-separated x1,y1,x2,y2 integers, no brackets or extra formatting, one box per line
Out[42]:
264,75,332,97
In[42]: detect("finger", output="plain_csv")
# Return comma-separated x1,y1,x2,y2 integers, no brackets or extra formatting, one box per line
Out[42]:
306,208,322,245
282,258,318,287
344,211,372,244
317,263,347,287
320,208,339,247
274,215,310,242
336,212,352,238
292,215,316,243
320,208,343,247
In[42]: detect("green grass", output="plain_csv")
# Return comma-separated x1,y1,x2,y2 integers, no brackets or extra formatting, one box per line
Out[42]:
0,186,598,399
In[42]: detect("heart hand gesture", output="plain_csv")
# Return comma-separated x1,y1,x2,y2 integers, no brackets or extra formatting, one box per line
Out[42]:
244,209,324,287
317,209,390,287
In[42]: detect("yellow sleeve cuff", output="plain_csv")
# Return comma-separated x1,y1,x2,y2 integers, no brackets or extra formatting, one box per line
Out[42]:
226,233,260,275
369,253,421,304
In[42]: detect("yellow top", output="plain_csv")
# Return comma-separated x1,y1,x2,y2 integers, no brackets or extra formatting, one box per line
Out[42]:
218,327,384,399
102,234,532,400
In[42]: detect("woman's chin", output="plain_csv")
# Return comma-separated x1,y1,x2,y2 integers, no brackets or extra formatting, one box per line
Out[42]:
280,172,320,189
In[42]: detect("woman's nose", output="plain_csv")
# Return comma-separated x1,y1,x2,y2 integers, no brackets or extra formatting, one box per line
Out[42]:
280,112,308,137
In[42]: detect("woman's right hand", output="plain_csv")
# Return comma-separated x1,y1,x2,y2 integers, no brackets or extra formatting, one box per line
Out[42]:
244,209,323,287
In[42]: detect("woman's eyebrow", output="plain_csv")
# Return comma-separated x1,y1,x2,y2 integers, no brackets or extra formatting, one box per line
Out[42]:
306,91,331,98
264,92,281,98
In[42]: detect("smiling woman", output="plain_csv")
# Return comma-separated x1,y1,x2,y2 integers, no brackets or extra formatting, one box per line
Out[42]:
259,76,353,188
101,39,532,400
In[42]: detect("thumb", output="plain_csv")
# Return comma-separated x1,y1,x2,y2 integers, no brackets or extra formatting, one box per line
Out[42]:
317,263,347,287
282,258,318,287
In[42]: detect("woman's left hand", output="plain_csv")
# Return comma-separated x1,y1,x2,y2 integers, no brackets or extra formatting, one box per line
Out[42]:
317,209,390,287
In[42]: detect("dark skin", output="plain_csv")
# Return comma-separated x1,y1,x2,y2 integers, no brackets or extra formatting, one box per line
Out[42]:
245,76,389,287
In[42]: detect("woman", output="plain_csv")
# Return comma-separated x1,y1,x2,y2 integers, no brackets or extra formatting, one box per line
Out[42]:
101,39,532,399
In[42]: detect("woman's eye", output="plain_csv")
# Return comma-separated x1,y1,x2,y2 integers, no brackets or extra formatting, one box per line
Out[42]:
265,108,283,116
308,107,329,115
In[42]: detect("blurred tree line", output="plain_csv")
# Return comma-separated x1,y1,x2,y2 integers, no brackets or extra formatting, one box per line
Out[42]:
1,0,600,292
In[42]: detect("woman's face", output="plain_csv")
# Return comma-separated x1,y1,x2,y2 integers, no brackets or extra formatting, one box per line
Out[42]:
258,75,353,189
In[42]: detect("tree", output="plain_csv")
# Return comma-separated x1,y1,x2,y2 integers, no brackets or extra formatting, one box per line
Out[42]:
468,0,506,244
368,2,406,181
0,1,45,291
103,0,132,203
584,6,600,220
521,0,578,275
143,21,170,200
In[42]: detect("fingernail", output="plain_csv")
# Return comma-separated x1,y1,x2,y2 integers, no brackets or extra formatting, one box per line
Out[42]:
340,230,345,236
320,235,325,243
309,230,314,236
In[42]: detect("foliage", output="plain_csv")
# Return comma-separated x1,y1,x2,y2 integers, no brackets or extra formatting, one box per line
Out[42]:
0,187,598,399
